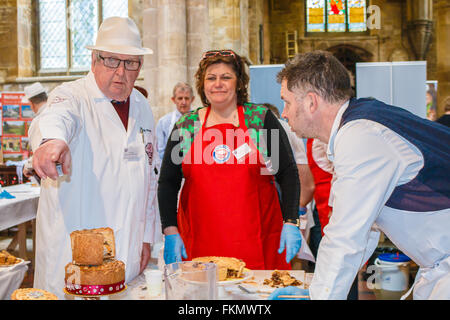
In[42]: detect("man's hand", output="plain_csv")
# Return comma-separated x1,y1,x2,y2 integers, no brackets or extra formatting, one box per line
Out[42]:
32,139,71,180
140,242,151,274
23,167,33,178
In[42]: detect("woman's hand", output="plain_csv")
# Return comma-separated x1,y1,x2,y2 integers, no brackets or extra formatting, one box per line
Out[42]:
278,223,302,263
163,233,188,264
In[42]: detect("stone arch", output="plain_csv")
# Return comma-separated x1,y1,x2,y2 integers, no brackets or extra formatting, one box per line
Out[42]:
327,44,373,74
326,44,374,93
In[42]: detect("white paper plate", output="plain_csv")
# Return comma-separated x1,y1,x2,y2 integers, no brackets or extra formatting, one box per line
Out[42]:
0,257,25,268
218,270,254,286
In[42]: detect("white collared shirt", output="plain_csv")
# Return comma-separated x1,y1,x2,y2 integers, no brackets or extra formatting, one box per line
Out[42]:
155,109,184,160
309,100,450,299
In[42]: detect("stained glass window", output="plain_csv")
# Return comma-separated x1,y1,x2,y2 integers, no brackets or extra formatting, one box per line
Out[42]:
327,0,346,32
306,0,325,32
348,0,366,32
306,0,366,33
39,0,129,72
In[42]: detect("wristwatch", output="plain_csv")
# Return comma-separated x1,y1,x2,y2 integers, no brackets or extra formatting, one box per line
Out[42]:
284,218,300,228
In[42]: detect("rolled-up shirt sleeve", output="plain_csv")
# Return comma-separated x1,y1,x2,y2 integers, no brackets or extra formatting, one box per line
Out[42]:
310,120,408,299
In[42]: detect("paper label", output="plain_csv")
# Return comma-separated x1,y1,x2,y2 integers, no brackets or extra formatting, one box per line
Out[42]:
232,143,251,161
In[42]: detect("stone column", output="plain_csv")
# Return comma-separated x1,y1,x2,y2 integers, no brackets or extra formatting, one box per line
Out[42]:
157,0,188,118
142,0,159,112
208,0,248,57
17,0,34,78
0,0,18,82
186,0,209,104
435,0,450,117
406,0,433,60
143,0,188,120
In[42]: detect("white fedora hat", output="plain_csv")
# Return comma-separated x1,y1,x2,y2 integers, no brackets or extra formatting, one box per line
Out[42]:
24,82,47,100
86,16,153,55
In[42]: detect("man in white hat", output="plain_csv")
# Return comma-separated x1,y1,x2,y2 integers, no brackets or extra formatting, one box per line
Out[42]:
23,82,48,177
31,16,160,297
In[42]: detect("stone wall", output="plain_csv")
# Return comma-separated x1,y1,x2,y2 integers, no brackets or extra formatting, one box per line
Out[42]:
434,0,450,116
0,0,18,83
0,0,448,118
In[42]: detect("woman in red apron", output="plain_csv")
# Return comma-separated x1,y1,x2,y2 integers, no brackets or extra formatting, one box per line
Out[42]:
306,138,333,236
158,50,302,270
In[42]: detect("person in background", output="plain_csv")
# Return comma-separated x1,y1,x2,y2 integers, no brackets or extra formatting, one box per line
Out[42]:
158,49,303,270
264,103,315,214
155,82,195,160
265,103,316,270
270,50,450,300
436,96,450,127
31,17,159,298
23,82,48,178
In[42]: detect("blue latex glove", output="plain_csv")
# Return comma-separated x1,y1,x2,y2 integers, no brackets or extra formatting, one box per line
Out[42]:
278,224,302,263
0,190,15,199
164,234,188,264
268,286,310,300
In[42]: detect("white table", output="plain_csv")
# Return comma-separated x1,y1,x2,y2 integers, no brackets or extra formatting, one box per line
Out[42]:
0,183,40,260
0,260,30,300
109,268,311,300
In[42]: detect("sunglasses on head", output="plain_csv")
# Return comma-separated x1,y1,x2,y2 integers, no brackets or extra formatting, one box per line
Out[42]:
201,50,237,60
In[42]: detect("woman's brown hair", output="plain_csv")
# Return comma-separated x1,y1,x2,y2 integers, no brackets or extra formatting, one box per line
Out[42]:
195,50,250,107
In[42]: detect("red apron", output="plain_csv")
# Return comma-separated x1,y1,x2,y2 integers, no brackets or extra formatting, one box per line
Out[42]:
177,106,290,270
306,138,333,236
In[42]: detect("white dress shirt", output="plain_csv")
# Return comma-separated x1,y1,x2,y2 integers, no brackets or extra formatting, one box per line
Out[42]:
278,119,308,165
155,109,184,160
310,100,450,299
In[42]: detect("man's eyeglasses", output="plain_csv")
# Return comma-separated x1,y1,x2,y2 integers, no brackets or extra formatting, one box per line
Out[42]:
201,50,237,60
97,54,141,71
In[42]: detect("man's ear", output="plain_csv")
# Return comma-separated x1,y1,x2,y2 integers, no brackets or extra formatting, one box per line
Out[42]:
307,92,319,114
171,96,176,104
91,52,96,72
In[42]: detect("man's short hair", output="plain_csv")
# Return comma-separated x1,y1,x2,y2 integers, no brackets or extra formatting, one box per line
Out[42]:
277,50,352,104
29,92,48,105
172,82,194,97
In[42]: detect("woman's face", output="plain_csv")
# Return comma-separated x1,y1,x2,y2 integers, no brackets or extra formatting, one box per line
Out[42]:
203,62,238,107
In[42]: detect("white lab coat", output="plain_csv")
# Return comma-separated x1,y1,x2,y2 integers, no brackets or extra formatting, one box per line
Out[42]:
24,104,47,175
309,101,450,300
33,71,160,298
28,104,47,151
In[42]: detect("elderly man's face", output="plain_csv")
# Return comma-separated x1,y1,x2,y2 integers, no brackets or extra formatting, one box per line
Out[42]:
92,51,142,101
172,88,194,115
280,79,313,139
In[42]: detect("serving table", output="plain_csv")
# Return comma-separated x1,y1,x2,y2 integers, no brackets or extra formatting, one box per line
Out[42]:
106,268,312,300
0,183,40,261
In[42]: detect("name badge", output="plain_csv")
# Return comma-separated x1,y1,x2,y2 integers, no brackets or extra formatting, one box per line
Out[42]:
124,146,140,161
232,143,251,161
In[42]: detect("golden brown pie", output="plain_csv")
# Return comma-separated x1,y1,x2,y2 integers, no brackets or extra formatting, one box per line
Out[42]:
192,256,246,281
11,288,58,300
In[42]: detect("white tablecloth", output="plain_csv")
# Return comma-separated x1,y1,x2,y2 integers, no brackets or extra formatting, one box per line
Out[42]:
0,260,29,300
102,268,311,300
0,183,40,231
